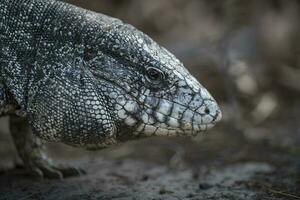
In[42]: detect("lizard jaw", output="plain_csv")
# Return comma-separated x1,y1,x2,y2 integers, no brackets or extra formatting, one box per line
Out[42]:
128,107,222,137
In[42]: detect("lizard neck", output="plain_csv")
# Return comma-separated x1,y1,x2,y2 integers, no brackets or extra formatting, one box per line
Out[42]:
0,0,83,111
0,0,57,109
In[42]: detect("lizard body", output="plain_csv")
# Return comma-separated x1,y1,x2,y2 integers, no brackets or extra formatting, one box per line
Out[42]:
0,0,221,178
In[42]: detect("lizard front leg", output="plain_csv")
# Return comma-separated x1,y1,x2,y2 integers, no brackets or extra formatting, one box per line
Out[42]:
9,116,85,179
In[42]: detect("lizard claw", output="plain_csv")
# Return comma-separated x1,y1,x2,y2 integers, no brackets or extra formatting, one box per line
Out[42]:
52,164,86,178
30,165,63,179
22,163,86,179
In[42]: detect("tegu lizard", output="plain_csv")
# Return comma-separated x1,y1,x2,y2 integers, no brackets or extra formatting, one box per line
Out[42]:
0,0,222,178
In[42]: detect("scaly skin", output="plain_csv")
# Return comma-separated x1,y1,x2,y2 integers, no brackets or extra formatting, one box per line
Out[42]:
0,0,222,178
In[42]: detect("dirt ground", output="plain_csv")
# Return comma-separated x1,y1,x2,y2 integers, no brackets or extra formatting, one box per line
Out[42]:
1,117,300,200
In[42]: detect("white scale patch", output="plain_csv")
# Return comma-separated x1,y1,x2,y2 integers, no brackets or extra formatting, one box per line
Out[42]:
182,109,194,123
124,116,137,126
197,105,206,115
202,115,213,124
141,112,149,124
156,127,169,135
200,88,212,100
167,117,180,128
157,99,172,115
117,109,127,119
169,103,185,119
186,77,200,92
155,111,165,123
193,113,203,124
144,125,157,136
124,101,137,113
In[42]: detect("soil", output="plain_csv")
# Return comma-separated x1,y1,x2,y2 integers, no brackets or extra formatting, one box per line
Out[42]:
0,117,300,200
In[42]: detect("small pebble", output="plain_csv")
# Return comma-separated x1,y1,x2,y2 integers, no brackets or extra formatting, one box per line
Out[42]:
198,182,212,190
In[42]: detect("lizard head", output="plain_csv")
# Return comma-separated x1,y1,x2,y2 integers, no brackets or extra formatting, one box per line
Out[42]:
86,18,222,140
21,10,221,149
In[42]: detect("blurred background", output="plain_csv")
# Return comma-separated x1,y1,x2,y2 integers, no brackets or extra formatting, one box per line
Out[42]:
1,0,300,198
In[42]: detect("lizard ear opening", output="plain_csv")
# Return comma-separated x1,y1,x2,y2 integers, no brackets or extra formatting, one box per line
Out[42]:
84,46,98,61
26,67,116,146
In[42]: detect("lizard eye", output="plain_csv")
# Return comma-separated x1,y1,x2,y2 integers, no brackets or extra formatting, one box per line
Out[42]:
145,67,165,84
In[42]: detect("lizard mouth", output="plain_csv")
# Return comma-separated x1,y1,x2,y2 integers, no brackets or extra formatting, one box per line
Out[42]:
134,121,217,138
133,109,220,137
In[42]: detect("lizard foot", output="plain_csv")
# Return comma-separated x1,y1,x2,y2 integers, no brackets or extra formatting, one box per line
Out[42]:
9,116,86,179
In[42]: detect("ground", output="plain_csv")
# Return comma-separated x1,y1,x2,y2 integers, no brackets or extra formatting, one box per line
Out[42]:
0,117,300,200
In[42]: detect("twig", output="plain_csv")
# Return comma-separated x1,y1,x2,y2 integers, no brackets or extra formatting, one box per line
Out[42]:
267,188,300,199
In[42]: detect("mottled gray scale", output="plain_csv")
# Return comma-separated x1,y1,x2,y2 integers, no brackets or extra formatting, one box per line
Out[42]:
27,67,114,145
0,0,221,178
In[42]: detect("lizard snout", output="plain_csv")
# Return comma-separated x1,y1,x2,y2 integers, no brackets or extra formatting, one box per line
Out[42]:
196,99,222,124
189,100,221,132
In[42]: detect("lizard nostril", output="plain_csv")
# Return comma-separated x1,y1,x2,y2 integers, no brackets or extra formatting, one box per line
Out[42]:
204,107,210,115
213,110,222,122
